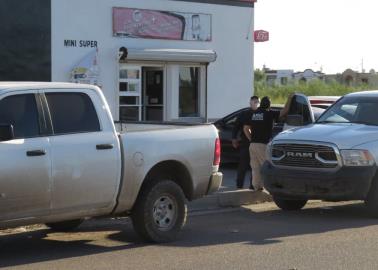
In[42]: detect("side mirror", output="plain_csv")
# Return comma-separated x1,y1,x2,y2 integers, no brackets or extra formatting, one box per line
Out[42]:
286,115,304,126
0,124,14,142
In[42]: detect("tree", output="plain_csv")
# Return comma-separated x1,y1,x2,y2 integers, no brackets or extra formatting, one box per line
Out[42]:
254,69,266,82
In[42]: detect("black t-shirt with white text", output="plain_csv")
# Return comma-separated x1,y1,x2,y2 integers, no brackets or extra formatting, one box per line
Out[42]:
232,109,254,145
246,108,280,144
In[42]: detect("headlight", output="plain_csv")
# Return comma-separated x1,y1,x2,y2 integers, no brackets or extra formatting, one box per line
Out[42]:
341,150,375,167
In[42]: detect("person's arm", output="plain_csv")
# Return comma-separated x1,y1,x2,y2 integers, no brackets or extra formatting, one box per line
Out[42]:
279,93,295,119
243,125,252,142
231,115,243,148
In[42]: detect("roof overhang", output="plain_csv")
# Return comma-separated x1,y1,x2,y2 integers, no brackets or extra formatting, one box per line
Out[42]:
172,0,255,8
121,48,217,64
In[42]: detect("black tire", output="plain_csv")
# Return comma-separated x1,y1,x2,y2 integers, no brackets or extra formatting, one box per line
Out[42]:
273,196,308,211
45,219,84,232
131,180,187,243
365,175,378,218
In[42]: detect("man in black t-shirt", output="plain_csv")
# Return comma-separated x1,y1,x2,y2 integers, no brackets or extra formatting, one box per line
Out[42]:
232,96,260,189
243,94,293,190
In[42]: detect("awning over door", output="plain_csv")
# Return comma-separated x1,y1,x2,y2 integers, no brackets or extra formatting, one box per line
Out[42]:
121,48,217,63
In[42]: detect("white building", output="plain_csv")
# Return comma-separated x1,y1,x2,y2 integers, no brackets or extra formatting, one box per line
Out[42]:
265,69,294,85
293,69,325,82
0,0,255,122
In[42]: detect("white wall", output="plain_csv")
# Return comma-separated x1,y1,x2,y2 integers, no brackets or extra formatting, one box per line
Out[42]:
51,0,254,120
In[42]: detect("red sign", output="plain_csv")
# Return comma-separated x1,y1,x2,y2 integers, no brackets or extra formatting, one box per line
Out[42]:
254,30,269,42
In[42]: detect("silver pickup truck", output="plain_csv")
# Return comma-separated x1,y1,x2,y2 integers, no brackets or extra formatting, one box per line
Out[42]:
263,91,378,217
0,82,222,242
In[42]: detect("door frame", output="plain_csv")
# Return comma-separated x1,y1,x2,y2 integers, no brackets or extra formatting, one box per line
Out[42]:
118,62,167,122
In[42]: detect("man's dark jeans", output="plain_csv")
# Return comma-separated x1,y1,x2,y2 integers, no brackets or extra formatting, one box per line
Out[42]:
236,143,251,188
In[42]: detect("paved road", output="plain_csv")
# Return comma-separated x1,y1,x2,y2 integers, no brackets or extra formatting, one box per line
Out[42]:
2,201,378,270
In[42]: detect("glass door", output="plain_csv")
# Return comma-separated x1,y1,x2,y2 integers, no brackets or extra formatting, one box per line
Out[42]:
142,67,164,121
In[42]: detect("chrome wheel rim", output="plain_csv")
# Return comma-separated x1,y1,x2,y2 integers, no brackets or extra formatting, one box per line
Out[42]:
152,195,177,231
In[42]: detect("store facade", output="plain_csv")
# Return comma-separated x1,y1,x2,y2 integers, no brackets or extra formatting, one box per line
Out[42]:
0,0,255,122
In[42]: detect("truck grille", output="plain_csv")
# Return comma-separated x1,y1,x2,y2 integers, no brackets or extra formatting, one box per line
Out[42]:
271,143,338,169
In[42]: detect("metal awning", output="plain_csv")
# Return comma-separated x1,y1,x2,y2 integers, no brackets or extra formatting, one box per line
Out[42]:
122,48,217,63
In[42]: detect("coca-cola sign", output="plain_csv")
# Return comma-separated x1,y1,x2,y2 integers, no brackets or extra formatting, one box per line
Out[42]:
254,30,269,42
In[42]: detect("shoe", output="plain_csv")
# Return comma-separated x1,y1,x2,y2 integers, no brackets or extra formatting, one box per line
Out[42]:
236,181,244,189
249,186,263,192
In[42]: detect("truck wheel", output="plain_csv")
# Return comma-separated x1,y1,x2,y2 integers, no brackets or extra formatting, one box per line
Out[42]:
273,196,307,211
131,180,187,243
45,219,84,232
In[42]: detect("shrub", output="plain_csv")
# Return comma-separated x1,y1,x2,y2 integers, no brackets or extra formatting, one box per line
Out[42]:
254,79,374,104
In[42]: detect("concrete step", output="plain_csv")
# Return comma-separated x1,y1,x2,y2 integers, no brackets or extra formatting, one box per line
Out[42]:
188,189,272,212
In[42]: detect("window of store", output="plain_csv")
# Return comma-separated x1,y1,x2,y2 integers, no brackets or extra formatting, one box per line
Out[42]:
179,67,200,118
118,65,142,121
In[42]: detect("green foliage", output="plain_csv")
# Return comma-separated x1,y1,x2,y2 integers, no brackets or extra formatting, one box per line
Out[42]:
254,79,374,104
254,69,266,82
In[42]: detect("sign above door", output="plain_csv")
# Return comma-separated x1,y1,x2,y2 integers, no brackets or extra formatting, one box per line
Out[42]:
113,7,212,42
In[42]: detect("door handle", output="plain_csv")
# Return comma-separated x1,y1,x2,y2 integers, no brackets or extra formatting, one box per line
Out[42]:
96,144,114,150
26,150,46,157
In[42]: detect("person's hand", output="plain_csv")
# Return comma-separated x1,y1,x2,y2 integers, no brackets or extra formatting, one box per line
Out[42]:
232,139,239,149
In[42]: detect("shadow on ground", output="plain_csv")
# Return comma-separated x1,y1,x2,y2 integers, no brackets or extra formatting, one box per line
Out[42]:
1,201,378,267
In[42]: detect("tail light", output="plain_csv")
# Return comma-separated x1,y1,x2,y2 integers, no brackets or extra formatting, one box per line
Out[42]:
213,138,221,166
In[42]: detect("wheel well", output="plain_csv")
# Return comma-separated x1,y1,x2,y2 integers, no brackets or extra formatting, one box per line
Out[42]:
142,160,194,201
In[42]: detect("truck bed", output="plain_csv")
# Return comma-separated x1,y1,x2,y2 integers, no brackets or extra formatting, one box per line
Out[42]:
115,121,212,133
113,121,220,213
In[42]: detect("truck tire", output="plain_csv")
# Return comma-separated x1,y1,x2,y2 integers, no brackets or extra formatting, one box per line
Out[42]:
45,219,84,232
273,196,308,211
131,180,187,243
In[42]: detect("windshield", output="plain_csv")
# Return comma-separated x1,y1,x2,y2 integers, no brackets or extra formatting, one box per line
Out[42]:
317,95,378,126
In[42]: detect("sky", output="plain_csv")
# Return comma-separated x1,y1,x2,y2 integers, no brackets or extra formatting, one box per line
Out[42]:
254,0,378,74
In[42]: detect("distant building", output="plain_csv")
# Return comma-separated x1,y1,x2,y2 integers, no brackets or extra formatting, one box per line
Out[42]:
293,69,325,82
264,69,294,85
263,67,324,85
326,69,378,87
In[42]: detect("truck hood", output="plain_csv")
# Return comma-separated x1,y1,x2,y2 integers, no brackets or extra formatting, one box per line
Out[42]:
275,123,378,149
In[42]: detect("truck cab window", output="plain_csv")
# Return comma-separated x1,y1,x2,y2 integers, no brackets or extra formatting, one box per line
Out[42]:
46,92,100,134
0,94,40,139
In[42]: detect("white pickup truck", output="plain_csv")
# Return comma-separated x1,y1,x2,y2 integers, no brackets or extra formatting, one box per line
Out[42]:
0,82,222,242
263,91,378,216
